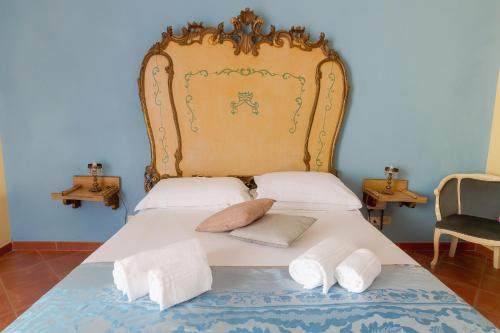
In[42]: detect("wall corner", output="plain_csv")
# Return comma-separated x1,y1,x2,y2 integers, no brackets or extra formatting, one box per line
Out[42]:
486,69,500,176
0,138,11,247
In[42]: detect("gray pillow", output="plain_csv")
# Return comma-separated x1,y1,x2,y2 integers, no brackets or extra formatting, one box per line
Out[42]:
229,213,317,248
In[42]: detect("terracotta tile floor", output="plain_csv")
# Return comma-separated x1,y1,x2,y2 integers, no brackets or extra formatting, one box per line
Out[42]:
402,249,500,327
0,249,498,330
0,250,92,330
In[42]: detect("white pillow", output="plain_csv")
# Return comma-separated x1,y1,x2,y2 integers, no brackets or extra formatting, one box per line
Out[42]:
135,177,251,211
270,201,360,211
254,171,362,210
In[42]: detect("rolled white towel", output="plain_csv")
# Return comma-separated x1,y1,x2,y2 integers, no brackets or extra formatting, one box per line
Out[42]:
289,237,355,294
113,268,126,295
148,257,212,311
113,238,208,302
335,248,381,293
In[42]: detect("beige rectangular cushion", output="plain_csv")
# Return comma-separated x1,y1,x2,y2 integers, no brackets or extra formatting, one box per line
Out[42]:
229,213,317,248
196,198,275,232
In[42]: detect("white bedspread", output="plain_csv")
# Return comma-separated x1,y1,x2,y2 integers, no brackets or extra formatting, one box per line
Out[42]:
85,207,417,266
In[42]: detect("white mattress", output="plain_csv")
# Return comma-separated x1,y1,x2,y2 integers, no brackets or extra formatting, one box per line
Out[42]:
85,207,416,266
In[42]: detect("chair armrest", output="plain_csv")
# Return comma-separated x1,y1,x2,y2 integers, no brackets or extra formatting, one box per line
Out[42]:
435,177,459,221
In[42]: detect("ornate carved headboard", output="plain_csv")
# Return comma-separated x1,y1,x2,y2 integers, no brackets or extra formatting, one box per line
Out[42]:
139,9,349,191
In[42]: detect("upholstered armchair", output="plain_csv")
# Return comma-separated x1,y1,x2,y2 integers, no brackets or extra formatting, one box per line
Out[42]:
431,174,500,269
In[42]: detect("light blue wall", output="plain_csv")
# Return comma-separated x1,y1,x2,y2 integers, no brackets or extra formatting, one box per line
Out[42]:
0,0,499,242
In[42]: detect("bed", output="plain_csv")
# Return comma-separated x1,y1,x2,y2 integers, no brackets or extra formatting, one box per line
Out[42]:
4,8,497,332
5,207,496,332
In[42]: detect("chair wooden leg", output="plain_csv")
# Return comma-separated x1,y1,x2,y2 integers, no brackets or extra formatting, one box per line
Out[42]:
449,236,458,258
431,229,441,268
494,247,499,270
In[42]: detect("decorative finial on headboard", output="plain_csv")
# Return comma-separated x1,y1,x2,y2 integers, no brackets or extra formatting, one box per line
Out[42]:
237,8,259,25
222,8,275,56
185,22,204,34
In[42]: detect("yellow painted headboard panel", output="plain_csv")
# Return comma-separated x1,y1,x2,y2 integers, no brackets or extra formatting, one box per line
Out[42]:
139,9,349,191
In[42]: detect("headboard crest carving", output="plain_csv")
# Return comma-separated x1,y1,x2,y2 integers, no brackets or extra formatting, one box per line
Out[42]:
139,8,349,192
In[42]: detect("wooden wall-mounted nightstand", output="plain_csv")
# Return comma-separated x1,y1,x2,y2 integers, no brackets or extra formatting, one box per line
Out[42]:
362,179,427,230
51,176,121,209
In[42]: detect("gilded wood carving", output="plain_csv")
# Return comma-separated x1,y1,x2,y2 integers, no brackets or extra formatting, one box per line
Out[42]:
138,8,349,191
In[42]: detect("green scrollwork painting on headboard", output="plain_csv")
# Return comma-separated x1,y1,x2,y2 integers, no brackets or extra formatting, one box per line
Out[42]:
230,92,259,115
183,67,305,132
184,70,208,133
315,67,336,170
152,56,169,172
